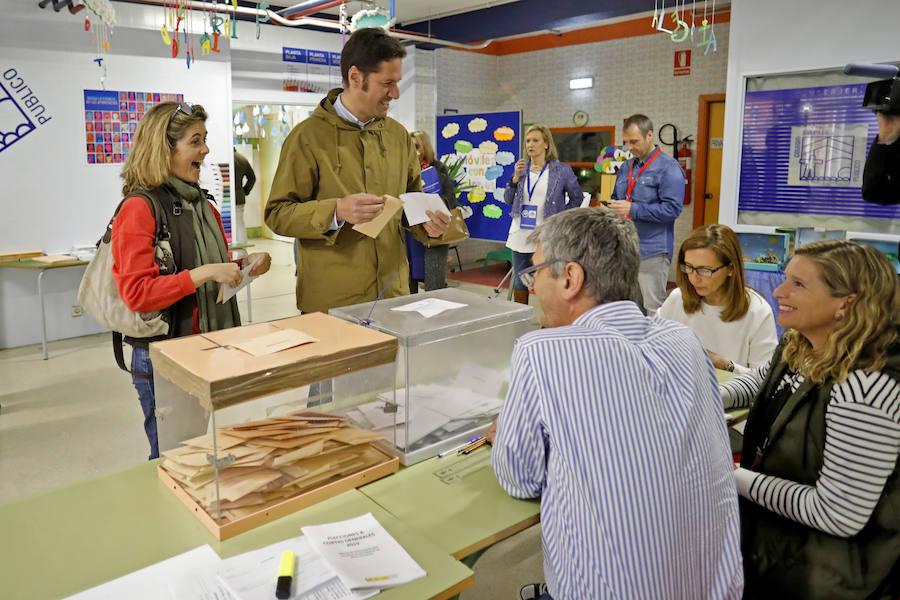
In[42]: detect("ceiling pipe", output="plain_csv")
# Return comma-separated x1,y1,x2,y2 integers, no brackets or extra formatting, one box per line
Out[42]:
120,0,493,49
276,0,343,18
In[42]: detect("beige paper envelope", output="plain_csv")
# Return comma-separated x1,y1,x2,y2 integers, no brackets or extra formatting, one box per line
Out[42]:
351,195,403,239
232,328,319,357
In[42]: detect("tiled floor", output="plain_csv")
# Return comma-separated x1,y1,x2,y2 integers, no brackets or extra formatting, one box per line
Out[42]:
0,236,542,598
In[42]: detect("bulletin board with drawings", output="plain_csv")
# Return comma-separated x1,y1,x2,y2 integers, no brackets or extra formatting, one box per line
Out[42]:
436,111,521,242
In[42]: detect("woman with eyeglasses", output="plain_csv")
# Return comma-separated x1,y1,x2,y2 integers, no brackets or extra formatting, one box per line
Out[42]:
720,240,900,599
112,102,271,460
658,224,777,375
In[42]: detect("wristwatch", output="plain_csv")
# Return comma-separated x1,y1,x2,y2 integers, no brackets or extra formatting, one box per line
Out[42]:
726,360,735,373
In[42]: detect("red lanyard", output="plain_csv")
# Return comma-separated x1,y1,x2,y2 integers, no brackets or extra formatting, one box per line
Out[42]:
625,148,661,199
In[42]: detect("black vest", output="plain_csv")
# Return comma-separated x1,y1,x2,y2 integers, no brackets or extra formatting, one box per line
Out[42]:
740,339,900,600
123,185,199,347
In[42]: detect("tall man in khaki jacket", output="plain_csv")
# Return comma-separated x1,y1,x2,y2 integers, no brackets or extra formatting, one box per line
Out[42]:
266,28,449,313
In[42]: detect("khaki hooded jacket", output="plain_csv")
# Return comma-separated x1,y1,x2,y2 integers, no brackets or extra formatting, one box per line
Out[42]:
265,88,421,313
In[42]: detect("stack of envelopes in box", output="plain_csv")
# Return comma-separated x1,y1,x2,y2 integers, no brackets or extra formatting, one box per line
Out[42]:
160,410,387,523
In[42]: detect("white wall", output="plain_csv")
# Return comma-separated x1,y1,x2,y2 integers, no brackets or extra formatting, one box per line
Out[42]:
0,4,231,348
720,0,900,226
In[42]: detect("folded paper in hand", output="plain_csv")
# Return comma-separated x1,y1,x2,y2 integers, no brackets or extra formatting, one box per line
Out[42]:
352,195,404,239
400,192,451,226
218,256,262,304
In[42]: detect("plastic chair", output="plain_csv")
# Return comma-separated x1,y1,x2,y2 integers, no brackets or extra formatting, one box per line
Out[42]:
482,246,512,272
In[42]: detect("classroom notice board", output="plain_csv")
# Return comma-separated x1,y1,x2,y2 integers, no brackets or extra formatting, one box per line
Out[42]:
436,111,521,242
739,82,899,220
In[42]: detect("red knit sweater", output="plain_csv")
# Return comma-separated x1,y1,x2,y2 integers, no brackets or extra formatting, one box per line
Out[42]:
111,196,231,334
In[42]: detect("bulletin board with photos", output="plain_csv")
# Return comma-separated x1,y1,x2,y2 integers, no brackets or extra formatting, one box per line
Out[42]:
83,89,184,165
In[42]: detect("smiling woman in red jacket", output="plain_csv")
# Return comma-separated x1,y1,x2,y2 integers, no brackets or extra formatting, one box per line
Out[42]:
112,101,271,460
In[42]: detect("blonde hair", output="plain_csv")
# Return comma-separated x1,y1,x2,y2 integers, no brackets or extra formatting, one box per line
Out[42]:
410,130,436,165
781,239,900,384
121,102,208,195
525,124,558,162
675,224,749,321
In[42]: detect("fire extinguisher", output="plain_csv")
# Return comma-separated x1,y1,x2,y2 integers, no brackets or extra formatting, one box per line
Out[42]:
678,135,693,205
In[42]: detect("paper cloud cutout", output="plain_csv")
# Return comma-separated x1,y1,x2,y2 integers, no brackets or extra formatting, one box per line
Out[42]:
493,189,506,201
478,140,498,155
483,204,503,219
494,126,515,141
468,117,487,132
468,189,486,203
495,151,515,166
441,122,460,138
454,140,473,153
485,165,504,180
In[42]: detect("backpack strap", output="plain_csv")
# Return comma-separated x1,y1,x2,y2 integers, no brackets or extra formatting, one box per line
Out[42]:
109,190,170,378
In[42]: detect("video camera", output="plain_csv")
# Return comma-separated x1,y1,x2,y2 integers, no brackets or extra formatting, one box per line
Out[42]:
844,63,900,115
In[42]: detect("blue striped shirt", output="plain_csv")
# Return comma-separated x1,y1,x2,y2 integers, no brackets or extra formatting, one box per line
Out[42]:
492,302,743,600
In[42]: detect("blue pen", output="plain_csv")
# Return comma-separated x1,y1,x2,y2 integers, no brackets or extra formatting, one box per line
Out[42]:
437,436,482,458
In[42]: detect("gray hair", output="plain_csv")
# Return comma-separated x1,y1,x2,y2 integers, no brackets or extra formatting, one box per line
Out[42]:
527,207,642,306
624,114,654,136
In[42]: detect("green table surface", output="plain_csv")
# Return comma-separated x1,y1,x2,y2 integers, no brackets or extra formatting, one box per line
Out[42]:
360,447,540,559
0,461,472,600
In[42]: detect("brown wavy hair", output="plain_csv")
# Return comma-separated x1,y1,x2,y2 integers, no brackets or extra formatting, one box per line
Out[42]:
121,102,208,195
781,239,900,384
675,224,749,321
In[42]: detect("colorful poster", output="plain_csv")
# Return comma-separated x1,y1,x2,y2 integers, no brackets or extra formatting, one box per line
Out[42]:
739,83,898,219
281,46,332,94
436,111,521,242
83,89,183,165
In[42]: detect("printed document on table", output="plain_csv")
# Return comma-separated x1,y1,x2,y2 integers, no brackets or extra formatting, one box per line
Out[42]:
64,544,232,600
216,535,377,600
301,512,426,590
399,192,450,226
391,297,467,318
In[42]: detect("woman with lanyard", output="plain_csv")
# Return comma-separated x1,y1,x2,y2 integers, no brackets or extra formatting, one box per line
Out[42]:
503,124,583,304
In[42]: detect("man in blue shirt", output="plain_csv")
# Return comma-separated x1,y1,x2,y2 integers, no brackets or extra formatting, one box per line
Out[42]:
489,207,743,600
610,114,685,315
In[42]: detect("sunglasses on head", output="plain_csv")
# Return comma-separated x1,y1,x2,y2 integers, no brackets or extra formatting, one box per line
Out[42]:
168,102,193,125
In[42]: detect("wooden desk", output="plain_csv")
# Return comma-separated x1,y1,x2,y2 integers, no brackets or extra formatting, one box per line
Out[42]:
0,258,88,359
0,461,473,600
360,447,541,559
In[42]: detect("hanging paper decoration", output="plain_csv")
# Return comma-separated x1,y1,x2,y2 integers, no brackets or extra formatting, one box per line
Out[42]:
350,8,393,32
651,0,717,54
82,0,115,87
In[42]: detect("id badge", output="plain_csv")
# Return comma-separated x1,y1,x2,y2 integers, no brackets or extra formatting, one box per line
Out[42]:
520,205,537,230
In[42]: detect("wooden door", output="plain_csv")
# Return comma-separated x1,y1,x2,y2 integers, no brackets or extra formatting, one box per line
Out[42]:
703,101,725,224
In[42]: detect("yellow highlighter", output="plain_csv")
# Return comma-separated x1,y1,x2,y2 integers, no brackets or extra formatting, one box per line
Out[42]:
275,551,295,599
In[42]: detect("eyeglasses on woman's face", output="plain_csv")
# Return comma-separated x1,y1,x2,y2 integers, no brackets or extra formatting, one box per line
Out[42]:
679,262,730,278
518,259,568,289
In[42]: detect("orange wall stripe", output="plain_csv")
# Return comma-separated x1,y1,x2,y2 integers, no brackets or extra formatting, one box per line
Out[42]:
460,9,730,56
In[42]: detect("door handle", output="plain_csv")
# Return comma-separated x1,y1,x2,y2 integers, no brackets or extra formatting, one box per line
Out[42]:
704,193,713,199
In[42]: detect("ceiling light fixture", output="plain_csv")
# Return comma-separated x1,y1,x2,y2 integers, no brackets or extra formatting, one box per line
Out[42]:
569,77,593,90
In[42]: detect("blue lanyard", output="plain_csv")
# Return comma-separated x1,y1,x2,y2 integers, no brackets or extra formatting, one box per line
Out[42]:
526,162,548,200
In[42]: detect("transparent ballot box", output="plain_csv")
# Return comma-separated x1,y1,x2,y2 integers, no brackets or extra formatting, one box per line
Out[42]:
329,288,535,465
149,313,400,540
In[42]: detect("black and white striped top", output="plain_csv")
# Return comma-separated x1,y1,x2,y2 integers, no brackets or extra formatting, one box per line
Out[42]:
721,360,900,537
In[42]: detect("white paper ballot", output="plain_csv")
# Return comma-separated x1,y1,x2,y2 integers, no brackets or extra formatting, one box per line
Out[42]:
219,256,262,304
391,297,467,318
301,513,426,591
65,544,232,600
216,535,376,600
399,192,451,226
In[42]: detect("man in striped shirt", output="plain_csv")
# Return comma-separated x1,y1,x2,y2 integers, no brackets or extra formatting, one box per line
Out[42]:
490,207,743,600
